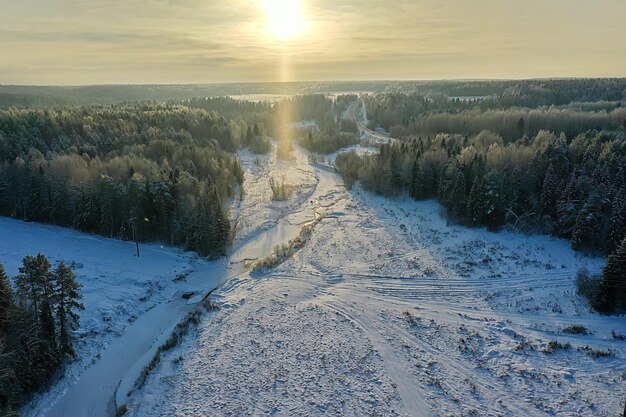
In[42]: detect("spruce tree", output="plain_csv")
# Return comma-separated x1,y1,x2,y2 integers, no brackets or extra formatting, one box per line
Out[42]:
466,176,484,226
540,163,559,218
556,170,579,237
0,263,12,327
483,169,506,227
53,262,84,357
507,168,521,213
596,237,626,312
449,169,467,217
607,190,626,254
410,158,424,200
516,117,525,138
16,254,57,352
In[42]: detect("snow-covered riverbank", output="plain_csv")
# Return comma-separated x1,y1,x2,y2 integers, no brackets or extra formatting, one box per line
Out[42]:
125,148,625,416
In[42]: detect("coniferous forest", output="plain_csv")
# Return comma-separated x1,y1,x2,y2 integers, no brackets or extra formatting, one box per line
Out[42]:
0,105,247,257
0,257,83,413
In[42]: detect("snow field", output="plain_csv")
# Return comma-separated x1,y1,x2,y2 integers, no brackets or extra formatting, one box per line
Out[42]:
127,156,624,416
0,217,212,416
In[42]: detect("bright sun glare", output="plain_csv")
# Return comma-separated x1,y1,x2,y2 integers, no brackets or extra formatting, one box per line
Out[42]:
260,0,305,41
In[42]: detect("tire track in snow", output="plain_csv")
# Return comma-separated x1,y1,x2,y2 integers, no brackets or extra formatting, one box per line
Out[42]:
315,297,433,417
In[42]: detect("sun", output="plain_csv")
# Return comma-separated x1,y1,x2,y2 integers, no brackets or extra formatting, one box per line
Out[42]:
260,0,305,41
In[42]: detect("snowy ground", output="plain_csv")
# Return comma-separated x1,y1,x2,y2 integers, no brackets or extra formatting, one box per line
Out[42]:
231,144,318,244
124,144,626,416
9,124,625,416
0,217,215,417
13,141,326,417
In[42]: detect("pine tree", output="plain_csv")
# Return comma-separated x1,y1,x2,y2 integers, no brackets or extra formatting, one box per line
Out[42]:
596,237,626,312
466,176,484,226
15,254,57,350
16,254,51,315
449,169,467,217
53,262,84,357
0,263,12,327
607,189,626,254
540,163,559,218
556,169,580,237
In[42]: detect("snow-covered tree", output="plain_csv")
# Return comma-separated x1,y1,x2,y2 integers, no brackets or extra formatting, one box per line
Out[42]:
607,189,626,254
53,262,84,357
466,176,484,226
539,163,559,218
596,237,626,312
0,263,12,327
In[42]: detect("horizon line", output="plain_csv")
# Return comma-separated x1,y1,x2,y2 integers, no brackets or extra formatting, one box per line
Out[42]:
2,76,626,88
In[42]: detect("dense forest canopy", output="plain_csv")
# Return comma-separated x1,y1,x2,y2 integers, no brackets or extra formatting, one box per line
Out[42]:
184,94,359,154
0,105,248,256
0,79,625,309
364,93,626,141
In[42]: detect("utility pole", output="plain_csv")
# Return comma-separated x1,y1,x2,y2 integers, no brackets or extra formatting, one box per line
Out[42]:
129,217,140,257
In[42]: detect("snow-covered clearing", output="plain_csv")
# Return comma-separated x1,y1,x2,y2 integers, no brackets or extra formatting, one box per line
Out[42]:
124,145,625,416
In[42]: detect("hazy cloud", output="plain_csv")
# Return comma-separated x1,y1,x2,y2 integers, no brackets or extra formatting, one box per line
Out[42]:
1,0,624,84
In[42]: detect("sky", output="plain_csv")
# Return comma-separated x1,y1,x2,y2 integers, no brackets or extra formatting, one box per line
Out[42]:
1,0,625,85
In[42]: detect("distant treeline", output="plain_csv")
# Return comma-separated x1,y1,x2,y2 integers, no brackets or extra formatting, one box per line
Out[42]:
378,78,626,104
184,94,359,154
2,79,624,108
364,93,626,141
0,104,254,256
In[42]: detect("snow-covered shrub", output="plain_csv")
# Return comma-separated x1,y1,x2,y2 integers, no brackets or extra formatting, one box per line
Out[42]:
577,346,614,358
252,215,322,272
402,310,421,327
269,176,292,201
561,325,589,335
115,404,128,416
541,340,571,354
611,330,626,341
575,267,601,306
